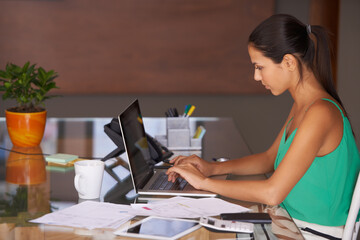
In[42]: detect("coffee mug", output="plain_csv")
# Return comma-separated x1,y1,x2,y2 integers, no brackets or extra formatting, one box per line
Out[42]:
74,160,104,199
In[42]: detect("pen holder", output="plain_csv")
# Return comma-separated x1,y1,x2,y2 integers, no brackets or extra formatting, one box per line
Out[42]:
167,117,190,129
167,117,190,148
155,117,205,152
191,138,202,148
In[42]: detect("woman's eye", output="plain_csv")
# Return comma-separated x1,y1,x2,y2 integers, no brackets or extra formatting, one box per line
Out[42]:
255,66,263,70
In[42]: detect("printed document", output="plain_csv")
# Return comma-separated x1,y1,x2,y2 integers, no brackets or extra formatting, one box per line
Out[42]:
30,201,135,230
131,197,250,218
30,197,250,230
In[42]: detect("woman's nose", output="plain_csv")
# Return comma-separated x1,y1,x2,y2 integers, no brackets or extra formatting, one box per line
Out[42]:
254,70,262,81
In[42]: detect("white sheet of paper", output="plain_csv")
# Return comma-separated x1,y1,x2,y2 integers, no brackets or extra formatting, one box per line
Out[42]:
131,197,250,218
30,197,250,230
30,201,135,230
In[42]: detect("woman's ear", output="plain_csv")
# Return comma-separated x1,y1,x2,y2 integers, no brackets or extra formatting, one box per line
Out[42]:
282,54,297,72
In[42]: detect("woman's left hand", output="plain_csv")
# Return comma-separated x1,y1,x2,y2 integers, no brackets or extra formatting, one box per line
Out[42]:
166,162,207,190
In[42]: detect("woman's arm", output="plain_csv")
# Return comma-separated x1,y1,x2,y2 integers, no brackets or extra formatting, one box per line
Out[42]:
168,101,341,205
211,150,276,176
167,127,286,181
209,105,296,176
204,102,340,204
168,105,295,181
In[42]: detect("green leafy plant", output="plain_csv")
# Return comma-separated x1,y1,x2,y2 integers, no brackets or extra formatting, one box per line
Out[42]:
0,61,59,113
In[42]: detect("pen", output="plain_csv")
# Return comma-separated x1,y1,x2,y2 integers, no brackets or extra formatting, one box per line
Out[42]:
183,105,191,117
169,108,175,117
186,105,196,117
166,108,178,117
193,125,203,138
198,127,206,138
173,108,179,117
166,109,172,117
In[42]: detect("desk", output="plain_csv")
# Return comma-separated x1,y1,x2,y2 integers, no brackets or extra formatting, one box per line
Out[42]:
0,117,303,239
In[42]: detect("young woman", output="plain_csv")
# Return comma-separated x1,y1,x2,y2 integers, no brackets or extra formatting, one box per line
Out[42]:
166,14,360,238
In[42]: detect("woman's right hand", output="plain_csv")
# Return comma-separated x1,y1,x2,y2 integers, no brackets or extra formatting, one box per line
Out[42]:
167,154,213,183
169,154,213,176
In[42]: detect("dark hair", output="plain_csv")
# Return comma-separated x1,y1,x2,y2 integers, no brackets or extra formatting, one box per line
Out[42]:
248,14,347,116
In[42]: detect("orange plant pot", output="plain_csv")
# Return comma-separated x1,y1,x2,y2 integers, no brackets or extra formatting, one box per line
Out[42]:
6,146,46,185
5,110,47,147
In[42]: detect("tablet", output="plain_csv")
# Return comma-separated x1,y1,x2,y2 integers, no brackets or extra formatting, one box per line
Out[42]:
114,216,201,240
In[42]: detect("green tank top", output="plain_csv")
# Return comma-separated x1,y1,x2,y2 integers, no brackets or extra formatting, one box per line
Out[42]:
274,98,360,226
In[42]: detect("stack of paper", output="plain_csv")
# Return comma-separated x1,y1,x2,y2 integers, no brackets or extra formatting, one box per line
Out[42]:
131,197,250,218
30,201,135,230
30,197,250,230
45,153,79,167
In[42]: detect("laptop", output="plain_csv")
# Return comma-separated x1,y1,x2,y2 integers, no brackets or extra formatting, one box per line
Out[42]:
118,99,226,197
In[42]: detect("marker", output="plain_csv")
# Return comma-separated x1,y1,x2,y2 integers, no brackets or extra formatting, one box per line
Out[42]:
198,127,206,139
193,126,203,138
183,105,191,117
186,105,196,117
173,108,179,117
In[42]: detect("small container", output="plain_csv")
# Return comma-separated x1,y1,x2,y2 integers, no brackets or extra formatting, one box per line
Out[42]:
167,129,191,147
167,117,189,129
191,138,202,148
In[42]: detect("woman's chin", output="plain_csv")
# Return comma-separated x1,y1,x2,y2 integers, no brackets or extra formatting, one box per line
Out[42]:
269,89,283,96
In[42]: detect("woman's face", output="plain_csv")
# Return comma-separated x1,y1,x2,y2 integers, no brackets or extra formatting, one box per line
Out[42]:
248,45,291,96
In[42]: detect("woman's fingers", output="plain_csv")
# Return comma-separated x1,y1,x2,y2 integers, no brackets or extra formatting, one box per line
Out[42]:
166,163,206,190
169,155,187,165
168,172,177,182
166,166,183,182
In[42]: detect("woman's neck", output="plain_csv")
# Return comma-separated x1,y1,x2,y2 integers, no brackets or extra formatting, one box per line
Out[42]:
288,70,329,111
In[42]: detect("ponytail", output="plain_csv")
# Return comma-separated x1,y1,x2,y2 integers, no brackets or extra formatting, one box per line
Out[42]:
310,26,345,113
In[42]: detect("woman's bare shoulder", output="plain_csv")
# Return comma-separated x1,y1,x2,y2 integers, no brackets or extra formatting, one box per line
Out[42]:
305,99,343,125
296,99,343,155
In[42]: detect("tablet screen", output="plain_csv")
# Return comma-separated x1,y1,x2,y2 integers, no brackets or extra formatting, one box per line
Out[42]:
127,218,198,237
115,216,200,239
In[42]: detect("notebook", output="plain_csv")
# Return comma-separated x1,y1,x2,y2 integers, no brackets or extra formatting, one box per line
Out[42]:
118,99,226,197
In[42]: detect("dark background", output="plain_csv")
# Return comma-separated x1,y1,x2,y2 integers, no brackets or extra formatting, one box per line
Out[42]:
0,0,359,154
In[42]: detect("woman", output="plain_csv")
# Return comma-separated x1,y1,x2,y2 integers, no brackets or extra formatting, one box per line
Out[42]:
166,14,360,238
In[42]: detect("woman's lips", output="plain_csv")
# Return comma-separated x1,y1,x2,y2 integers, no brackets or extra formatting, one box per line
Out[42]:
262,83,270,89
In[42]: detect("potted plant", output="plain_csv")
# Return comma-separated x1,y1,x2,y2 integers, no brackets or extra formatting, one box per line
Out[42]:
0,61,59,147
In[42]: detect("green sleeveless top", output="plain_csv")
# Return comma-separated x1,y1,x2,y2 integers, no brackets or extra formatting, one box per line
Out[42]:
274,98,360,226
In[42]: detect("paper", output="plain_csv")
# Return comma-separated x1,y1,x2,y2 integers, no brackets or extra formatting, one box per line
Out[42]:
131,197,250,218
30,197,250,230
45,153,78,164
30,201,135,230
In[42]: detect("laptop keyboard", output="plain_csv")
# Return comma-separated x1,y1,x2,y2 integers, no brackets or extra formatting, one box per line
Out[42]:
150,172,188,190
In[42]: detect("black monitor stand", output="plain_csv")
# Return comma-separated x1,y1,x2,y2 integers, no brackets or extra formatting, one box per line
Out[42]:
102,118,125,161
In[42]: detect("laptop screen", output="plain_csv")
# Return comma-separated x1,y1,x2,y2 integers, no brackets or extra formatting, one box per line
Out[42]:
119,99,154,190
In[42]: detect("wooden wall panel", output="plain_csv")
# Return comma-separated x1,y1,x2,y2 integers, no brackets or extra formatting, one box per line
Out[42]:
0,0,274,94
309,0,339,86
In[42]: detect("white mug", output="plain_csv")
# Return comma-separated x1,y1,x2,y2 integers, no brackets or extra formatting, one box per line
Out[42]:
74,160,104,199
